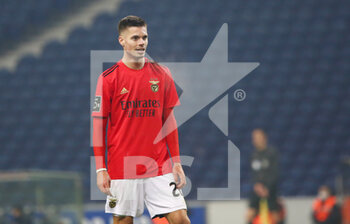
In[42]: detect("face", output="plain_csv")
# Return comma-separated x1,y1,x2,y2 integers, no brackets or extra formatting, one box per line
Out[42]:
318,186,330,200
119,26,148,60
252,129,267,150
12,208,21,217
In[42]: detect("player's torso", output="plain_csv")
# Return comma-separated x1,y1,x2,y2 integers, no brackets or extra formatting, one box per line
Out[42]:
251,150,272,172
104,61,173,179
109,61,166,124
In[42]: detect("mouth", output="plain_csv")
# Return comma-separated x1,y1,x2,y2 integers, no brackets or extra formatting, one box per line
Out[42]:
135,48,145,52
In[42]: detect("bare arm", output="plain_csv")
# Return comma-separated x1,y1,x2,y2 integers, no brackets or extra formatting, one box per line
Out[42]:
93,117,111,195
163,107,186,189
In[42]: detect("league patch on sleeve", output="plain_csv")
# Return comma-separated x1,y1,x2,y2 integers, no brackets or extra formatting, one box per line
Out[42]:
92,96,102,112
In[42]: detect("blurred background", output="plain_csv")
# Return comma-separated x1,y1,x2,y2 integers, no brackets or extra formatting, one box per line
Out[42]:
0,0,349,223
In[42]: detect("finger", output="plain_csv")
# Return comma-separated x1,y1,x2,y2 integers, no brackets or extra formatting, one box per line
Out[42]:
106,188,112,196
99,182,110,195
99,186,107,195
100,187,111,196
176,176,183,188
177,174,186,189
103,179,111,188
173,172,179,185
107,178,111,188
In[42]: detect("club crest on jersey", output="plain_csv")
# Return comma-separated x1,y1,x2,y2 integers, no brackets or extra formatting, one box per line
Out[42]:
109,198,117,208
149,80,159,92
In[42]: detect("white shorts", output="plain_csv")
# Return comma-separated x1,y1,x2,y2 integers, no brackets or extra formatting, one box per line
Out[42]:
105,173,187,218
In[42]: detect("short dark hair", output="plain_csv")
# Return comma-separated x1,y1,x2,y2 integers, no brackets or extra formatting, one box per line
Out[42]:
118,15,146,35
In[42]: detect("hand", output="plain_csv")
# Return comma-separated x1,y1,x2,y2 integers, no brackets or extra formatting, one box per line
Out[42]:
97,170,112,196
172,163,186,189
254,182,269,198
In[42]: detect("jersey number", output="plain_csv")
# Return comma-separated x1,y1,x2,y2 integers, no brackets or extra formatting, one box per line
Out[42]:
169,182,180,197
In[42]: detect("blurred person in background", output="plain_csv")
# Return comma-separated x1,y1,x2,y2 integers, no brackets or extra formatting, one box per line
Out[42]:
312,185,341,224
10,205,32,224
246,129,281,224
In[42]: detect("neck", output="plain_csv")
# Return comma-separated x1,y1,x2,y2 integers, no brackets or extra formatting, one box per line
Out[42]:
122,54,145,70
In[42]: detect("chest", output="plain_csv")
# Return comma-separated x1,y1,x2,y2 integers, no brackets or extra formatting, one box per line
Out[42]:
114,72,164,99
110,69,167,115
251,157,270,170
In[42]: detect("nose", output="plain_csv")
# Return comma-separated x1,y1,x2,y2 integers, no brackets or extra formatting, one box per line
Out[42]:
138,38,145,46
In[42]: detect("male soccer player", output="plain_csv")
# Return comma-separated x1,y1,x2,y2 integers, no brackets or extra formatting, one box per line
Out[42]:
92,15,190,224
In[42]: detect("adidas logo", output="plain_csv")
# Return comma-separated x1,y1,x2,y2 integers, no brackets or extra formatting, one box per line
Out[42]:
120,87,129,95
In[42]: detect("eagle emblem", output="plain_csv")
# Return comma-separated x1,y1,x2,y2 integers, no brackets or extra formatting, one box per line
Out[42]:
149,80,160,92
109,198,117,208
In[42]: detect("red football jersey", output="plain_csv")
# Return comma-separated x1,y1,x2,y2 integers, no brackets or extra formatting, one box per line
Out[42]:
92,59,180,179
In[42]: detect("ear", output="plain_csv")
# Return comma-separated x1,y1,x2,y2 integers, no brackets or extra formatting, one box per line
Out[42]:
118,35,125,48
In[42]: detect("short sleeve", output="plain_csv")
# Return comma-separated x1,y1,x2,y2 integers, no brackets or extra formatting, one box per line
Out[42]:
92,75,112,118
163,67,180,108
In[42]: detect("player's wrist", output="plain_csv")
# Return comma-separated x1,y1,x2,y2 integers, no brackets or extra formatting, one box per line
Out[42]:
96,168,107,173
172,156,181,164
173,163,183,170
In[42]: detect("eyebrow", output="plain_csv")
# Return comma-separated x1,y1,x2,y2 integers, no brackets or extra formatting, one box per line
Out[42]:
131,34,148,39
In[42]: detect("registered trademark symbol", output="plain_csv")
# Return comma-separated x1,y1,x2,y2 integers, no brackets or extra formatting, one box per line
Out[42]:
233,89,246,101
